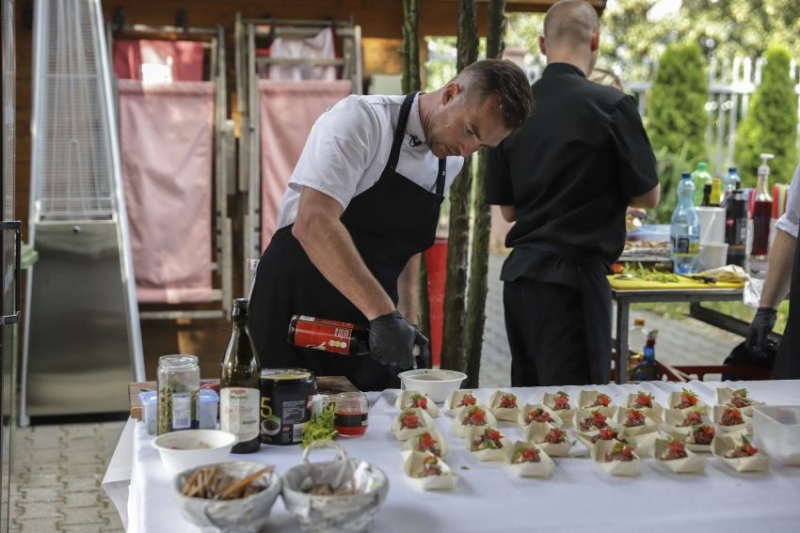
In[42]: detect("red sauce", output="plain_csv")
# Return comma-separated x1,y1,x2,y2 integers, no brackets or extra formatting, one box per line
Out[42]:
334,407,368,436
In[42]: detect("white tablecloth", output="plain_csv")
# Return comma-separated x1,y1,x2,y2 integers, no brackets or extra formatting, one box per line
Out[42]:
124,380,800,533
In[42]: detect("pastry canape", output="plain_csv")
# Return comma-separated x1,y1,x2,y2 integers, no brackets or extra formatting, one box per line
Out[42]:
403,452,459,490
654,438,706,473
395,390,440,418
505,440,556,478
542,391,576,427
712,434,770,472
489,391,521,422
400,430,448,459
391,408,435,441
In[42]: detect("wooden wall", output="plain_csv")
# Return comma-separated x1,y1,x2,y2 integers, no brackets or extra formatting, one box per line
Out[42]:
11,0,599,381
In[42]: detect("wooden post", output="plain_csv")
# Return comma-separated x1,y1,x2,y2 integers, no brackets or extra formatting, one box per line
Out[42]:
464,0,507,388
441,0,478,373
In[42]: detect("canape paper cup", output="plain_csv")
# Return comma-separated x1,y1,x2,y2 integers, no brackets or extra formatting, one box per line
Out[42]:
712,405,752,434
654,438,706,473
402,451,459,490
663,408,709,432
624,393,664,422
620,429,656,457
400,429,448,459
488,390,521,422
505,441,556,478
452,406,498,438
541,392,576,427
716,388,764,417
667,391,710,416
659,426,715,453
712,434,770,472
444,390,483,417
392,408,436,441
574,408,614,432
517,403,563,428
591,439,641,476
615,407,660,434
395,390,440,418
464,426,511,462
522,423,575,457
575,421,626,454
577,390,615,412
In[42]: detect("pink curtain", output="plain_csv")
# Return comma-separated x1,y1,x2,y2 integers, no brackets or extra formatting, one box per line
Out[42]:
118,80,215,303
259,80,352,251
113,39,205,81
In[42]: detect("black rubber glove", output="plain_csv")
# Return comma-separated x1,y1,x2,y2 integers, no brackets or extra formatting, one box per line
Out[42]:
368,311,417,369
745,307,777,354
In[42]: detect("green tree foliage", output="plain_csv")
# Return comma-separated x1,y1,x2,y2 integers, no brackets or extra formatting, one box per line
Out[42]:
735,43,799,186
601,0,800,69
646,42,708,163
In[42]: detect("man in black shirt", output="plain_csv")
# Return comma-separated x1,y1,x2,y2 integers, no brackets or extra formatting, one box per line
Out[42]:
485,0,660,386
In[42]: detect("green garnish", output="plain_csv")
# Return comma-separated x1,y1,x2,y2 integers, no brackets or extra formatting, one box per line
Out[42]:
460,465,470,470
301,402,337,448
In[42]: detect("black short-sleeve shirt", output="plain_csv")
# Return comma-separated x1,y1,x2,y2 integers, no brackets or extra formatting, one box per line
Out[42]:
486,63,658,267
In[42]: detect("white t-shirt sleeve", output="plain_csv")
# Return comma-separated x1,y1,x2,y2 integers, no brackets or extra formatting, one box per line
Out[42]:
775,162,800,239
288,96,383,210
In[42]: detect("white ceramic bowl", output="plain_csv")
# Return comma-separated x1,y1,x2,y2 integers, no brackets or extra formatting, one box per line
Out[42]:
153,429,237,475
398,369,467,403
173,461,282,533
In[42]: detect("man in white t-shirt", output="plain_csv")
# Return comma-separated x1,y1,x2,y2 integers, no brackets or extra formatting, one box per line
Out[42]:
746,161,800,378
248,59,534,391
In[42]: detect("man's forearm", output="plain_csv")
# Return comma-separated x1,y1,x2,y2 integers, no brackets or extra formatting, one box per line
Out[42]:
293,189,395,321
396,254,420,325
760,229,797,309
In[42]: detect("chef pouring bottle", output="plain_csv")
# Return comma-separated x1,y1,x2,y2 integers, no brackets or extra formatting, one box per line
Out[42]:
221,298,261,453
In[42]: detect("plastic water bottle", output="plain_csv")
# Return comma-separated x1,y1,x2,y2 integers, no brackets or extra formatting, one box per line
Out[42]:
722,167,741,203
670,173,700,274
690,161,713,206
630,330,659,382
626,318,648,380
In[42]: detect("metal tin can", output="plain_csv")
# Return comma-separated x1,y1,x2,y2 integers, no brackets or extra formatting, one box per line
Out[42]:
259,368,316,445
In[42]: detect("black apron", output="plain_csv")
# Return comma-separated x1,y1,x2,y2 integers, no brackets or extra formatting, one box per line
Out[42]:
248,92,446,391
773,235,800,379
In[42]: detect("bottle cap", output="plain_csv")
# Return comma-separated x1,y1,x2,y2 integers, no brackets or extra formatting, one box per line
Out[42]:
681,172,691,180
633,318,645,327
728,167,737,173
698,162,708,171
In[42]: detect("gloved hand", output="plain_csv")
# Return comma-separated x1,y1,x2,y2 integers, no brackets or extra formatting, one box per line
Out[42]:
745,307,777,354
368,311,417,369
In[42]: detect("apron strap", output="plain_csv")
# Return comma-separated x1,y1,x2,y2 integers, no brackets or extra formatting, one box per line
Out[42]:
387,92,419,171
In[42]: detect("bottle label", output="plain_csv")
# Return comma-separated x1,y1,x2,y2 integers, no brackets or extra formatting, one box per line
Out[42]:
672,236,699,255
221,387,260,441
293,317,354,355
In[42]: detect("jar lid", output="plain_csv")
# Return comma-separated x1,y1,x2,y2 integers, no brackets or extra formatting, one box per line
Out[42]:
158,354,198,369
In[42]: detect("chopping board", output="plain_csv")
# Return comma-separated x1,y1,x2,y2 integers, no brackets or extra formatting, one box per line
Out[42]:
607,274,745,290
128,376,359,420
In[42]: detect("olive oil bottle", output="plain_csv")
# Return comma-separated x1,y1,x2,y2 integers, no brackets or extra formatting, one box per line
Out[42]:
220,298,261,453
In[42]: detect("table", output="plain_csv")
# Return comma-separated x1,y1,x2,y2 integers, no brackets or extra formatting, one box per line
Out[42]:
118,380,800,533
612,287,743,383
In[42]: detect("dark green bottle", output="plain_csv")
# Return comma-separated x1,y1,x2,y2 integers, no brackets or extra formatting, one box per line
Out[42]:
220,298,261,453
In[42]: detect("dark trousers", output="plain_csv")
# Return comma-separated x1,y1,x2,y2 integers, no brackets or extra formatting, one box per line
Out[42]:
503,278,591,386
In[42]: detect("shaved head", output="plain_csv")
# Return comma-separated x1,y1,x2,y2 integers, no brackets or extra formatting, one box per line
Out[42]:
543,0,599,48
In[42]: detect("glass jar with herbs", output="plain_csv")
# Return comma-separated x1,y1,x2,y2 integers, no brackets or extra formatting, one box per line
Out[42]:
157,355,201,435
